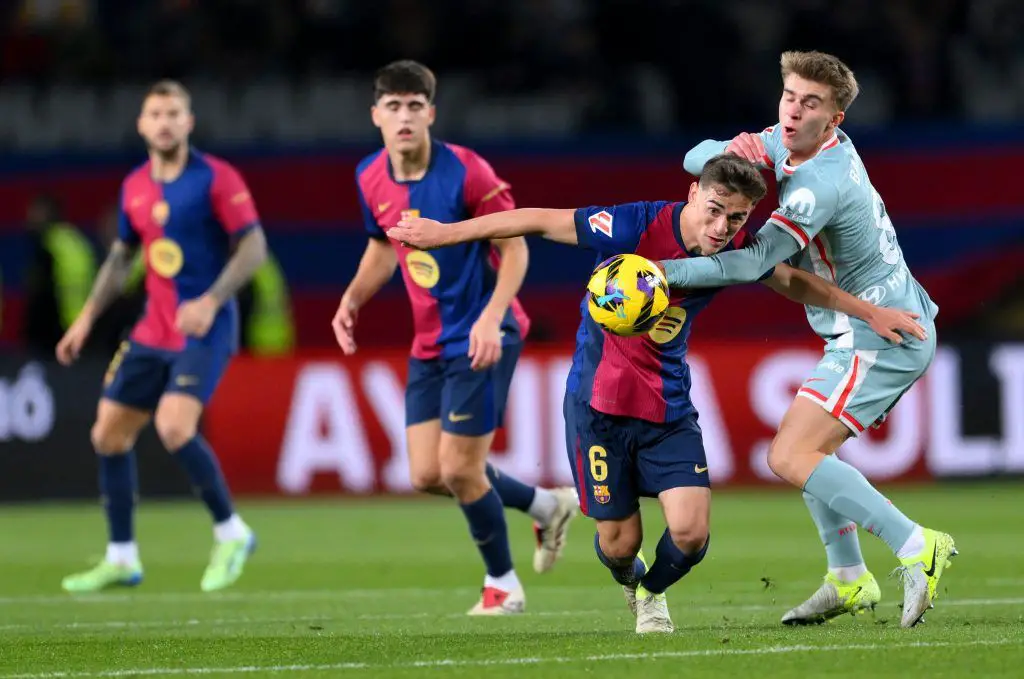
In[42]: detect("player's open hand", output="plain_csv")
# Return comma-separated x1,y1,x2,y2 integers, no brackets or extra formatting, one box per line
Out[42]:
176,295,218,338
725,132,767,166
387,217,449,250
332,291,359,355
55,315,92,366
468,310,503,371
865,306,928,344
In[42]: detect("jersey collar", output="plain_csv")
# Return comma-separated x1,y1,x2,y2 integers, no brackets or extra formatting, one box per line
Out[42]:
781,131,840,175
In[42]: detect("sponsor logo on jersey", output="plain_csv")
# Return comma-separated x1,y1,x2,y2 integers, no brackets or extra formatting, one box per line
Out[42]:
406,250,440,289
148,238,184,278
648,307,687,344
859,285,887,305
783,188,816,224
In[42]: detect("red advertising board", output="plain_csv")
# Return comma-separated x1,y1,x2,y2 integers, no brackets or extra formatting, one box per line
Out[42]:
204,342,1024,495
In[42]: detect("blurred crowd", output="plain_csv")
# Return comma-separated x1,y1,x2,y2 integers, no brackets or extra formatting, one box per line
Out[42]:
2,0,1022,127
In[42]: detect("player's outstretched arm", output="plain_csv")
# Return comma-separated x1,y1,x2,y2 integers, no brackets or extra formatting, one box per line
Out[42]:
662,224,800,289
683,140,730,176
764,263,928,344
387,209,578,250
684,129,774,175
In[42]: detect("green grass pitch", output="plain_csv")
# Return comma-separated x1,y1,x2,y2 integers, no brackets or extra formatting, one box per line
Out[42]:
1,482,1022,678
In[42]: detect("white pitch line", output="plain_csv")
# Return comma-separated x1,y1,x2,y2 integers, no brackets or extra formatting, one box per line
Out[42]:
3,583,1022,607
1,638,1018,678
0,609,610,632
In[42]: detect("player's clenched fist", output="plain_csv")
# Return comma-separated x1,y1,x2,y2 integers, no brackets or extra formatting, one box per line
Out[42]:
725,132,767,166
468,311,502,371
332,291,360,355
387,217,448,250
176,295,218,338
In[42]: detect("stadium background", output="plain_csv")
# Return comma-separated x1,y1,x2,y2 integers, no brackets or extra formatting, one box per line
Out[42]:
0,0,1021,501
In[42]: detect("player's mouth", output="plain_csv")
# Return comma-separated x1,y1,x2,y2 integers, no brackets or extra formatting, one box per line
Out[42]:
783,125,798,138
396,128,414,141
707,235,725,247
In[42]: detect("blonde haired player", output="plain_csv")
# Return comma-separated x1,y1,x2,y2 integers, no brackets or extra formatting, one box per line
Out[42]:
670,51,955,628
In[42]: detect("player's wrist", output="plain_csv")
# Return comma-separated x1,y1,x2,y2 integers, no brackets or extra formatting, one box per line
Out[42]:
201,291,224,310
479,306,505,324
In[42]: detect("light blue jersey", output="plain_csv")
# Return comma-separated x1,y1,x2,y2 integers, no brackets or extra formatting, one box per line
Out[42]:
676,127,939,433
677,126,938,352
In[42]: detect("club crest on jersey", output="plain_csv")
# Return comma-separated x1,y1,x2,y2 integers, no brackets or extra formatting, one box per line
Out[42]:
151,200,170,227
593,485,611,504
406,250,440,289
401,209,420,221
588,210,613,237
647,307,687,344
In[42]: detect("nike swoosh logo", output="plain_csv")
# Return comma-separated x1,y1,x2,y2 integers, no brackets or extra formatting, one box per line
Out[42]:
378,202,391,213
694,464,708,474
923,544,939,577
448,412,473,423
845,586,863,603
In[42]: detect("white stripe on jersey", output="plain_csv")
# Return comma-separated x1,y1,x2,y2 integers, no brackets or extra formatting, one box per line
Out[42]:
806,232,853,348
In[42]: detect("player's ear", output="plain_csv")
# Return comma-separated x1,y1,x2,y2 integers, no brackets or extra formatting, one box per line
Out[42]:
688,181,699,203
370,104,382,129
427,104,436,127
832,109,845,130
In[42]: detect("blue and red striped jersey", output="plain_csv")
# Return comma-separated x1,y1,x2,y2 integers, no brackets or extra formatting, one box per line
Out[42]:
568,201,766,423
118,149,260,353
356,140,530,360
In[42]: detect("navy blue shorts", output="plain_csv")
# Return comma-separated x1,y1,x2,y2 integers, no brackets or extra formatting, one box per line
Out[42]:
564,393,710,521
102,340,232,411
405,343,521,437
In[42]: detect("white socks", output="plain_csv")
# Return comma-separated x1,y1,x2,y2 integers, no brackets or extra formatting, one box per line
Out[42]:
106,542,139,565
214,514,250,543
829,563,868,582
485,569,521,593
527,488,559,526
895,524,926,560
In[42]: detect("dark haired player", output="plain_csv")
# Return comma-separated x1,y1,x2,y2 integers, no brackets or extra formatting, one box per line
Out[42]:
334,60,577,615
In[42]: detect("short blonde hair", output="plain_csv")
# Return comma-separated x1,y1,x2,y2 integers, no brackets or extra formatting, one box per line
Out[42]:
780,51,859,111
144,79,191,109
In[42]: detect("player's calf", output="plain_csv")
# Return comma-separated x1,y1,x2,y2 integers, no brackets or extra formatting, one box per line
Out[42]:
441,432,523,614
638,487,710,602
156,394,253,590
64,401,150,593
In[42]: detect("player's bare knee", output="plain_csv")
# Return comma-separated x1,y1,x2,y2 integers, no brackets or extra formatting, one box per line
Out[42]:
154,415,197,453
410,469,444,494
766,436,796,481
668,522,709,555
90,421,135,455
439,464,481,499
597,520,642,560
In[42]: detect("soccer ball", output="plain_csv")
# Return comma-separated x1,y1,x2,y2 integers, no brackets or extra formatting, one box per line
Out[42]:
586,253,670,336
